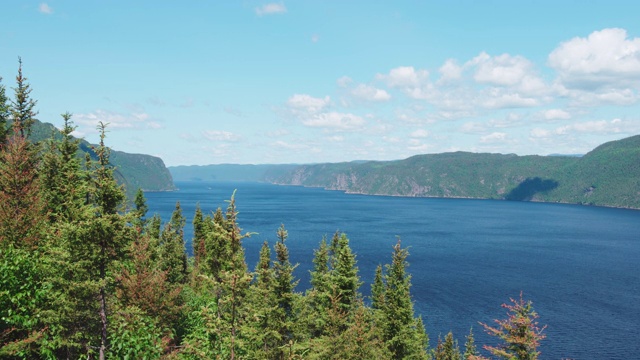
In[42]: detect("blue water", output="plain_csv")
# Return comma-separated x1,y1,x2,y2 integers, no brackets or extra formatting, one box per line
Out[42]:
145,181,640,359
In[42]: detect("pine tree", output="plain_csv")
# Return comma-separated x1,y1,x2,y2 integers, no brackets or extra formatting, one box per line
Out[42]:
273,224,300,357
159,202,188,284
480,293,546,360
329,233,361,313
371,264,385,310
40,112,87,223
133,188,148,228
244,241,280,359
434,332,462,360
464,327,478,359
0,75,9,145
192,203,205,266
10,58,37,138
381,239,429,359
0,126,44,248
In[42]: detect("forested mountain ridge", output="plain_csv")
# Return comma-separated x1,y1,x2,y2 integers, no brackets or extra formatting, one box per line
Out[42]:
30,119,176,194
262,135,640,209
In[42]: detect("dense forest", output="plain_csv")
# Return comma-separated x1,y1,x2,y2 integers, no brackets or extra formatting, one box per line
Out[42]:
0,62,547,359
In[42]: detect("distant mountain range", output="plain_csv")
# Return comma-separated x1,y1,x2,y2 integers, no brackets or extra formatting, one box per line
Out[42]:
170,135,640,209
30,120,176,196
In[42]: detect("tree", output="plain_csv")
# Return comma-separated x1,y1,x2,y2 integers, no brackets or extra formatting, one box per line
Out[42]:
0,75,9,145
464,328,478,359
381,239,429,359
0,126,44,248
434,332,462,360
273,224,299,355
480,293,546,360
159,202,188,284
133,188,148,228
40,112,87,224
10,58,37,138
328,233,361,313
192,203,205,266
371,264,385,310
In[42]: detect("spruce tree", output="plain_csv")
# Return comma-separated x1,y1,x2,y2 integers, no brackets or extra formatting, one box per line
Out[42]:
371,264,385,310
381,239,429,359
10,58,37,138
159,202,188,284
329,233,361,313
0,75,9,145
480,293,546,360
192,203,205,266
273,224,299,356
464,327,478,359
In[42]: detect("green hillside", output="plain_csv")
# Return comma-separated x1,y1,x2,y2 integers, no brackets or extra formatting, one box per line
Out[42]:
264,135,640,209
30,120,176,195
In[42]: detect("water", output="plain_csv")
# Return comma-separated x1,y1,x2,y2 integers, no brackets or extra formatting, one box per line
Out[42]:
145,181,640,359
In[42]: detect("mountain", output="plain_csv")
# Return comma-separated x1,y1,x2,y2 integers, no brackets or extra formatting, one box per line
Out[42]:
262,135,640,209
29,120,176,195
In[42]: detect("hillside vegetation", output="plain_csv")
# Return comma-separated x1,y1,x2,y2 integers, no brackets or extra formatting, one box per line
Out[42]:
262,135,640,209
31,119,176,195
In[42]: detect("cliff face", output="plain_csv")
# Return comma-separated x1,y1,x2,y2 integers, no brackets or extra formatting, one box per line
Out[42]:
264,135,640,209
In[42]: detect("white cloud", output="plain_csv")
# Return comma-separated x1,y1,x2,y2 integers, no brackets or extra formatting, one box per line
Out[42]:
439,59,462,82
38,3,53,14
541,109,571,121
351,84,391,102
410,129,429,138
255,2,287,16
555,118,627,135
202,130,241,142
480,132,508,144
271,140,308,150
287,94,330,113
377,66,429,88
311,34,320,43
481,91,539,109
302,112,365,131
549,28,640,90
74,110,160,132
337,76,353,88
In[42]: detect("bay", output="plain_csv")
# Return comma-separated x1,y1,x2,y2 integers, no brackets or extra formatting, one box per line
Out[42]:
145,181,640,359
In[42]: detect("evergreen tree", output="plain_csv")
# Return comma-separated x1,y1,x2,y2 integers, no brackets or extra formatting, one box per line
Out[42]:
371,264,385,310
40,112,87,223
0,75,9,145
434,332,462,360
273,224,299,356
381,239,429,359
329,233,361,313
0,126,44,248
464,328,478,359
10,58,37,138
480,293,546,360
159,202,188,284
133,188,148,228
192,203,205,266
243,241,281,359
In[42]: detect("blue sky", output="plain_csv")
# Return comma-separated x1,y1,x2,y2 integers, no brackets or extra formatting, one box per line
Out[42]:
2,1,640,166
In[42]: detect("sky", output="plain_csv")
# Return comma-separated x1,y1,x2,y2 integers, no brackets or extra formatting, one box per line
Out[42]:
2,1,640,166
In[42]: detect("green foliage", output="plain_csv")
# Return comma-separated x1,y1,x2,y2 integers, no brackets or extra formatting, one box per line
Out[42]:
159,202,188,285
107,306,165,360
0,246,48,358
434,332,462,360
0,75,9,145
10,58,37,139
